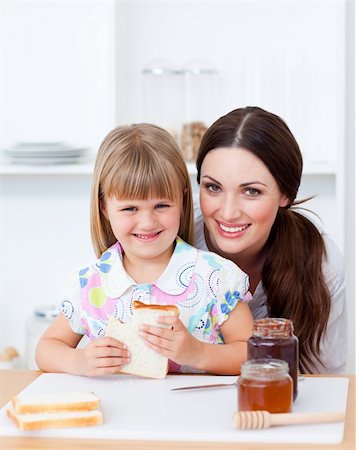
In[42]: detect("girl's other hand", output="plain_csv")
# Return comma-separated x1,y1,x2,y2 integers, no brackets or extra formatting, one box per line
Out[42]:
76,336,130,377
139,317,203,368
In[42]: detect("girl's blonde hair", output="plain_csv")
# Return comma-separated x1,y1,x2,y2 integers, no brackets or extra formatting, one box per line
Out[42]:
91,123,194,257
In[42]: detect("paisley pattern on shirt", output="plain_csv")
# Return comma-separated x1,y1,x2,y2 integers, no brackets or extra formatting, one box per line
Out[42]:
60,238,251,370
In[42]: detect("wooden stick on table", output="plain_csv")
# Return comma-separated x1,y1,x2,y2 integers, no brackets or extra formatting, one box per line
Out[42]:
233,411,345,429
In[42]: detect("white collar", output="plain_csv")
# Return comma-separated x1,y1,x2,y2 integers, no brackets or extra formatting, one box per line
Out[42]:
99,238,198,298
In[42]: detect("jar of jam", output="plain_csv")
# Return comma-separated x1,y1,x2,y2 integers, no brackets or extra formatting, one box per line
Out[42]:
238,359,293,413
247,318,299,400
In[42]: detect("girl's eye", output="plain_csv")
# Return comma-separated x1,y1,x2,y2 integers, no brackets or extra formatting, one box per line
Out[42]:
121,207,137,212
244,187,260,196
155,203,170,209
205,183,221,193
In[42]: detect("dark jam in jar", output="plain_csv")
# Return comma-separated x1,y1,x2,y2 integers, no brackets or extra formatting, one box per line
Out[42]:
247,318,299,400
238,359,293,413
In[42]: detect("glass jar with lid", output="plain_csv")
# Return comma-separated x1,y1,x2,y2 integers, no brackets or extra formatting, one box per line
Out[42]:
247,318,299,400
26,305,58,369
142,58,218,163
238,358,293,413
142,59,184,144
181,59,218,161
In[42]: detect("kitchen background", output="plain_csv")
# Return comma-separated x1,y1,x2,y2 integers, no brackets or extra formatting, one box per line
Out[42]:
0,1,354,372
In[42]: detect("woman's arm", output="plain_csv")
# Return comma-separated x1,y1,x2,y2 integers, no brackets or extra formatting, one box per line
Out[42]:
35,312,130,376
315,236,347,373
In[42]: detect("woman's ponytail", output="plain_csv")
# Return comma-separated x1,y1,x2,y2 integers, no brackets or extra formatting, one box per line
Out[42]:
262,208,330,373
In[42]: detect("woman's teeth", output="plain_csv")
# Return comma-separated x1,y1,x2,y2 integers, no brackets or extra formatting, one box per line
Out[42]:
219,223,249,233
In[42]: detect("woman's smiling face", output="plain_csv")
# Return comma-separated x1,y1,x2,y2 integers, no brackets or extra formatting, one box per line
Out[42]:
199,147,289,260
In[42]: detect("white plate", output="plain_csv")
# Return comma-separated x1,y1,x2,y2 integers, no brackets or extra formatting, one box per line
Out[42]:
9,142,70,153
4,148,87,158
2,143,88,164
4,156,86,165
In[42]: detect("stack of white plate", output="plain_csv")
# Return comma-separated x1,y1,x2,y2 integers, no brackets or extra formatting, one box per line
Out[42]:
2,142,88,165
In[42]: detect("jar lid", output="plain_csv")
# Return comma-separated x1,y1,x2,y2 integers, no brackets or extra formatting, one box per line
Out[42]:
34,305,59,319
253,317,294,337
142,59,182,76
182,59,218,76
241,358,290,380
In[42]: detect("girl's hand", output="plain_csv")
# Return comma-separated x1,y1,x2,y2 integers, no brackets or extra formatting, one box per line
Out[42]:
139,317,203,367
76,336,130,377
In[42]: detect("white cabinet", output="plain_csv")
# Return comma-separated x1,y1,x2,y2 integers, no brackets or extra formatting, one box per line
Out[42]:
0,1,116,152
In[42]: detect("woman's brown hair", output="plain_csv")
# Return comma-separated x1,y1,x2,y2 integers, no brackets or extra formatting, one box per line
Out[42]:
91,123,194,257
196,106,330,373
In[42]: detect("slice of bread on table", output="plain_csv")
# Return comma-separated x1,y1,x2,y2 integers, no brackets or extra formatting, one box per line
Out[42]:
7,391,103,431
7,408,103,431
12,391,100,414
105,300,179,379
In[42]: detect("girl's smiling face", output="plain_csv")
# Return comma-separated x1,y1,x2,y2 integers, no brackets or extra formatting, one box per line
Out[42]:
199,147,289,261
101,196,181,267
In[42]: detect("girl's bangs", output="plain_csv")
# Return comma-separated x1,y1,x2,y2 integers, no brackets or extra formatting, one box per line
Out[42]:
103,158,181,201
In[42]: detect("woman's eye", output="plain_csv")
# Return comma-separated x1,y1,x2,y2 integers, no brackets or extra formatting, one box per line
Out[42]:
205,183,221,193
245,187,260,196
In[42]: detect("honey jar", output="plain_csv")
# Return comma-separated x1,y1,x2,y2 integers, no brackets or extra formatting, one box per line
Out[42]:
247,318,299,400
238,359,293,413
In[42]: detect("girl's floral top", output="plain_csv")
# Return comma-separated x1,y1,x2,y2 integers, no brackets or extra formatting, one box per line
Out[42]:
60,238,252,373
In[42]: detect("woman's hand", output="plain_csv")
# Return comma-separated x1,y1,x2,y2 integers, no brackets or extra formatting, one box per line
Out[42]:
76,336,130,377
139,317,203,368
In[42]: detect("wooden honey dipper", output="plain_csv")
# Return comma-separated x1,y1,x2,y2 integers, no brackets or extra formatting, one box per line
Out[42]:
233,411,345,429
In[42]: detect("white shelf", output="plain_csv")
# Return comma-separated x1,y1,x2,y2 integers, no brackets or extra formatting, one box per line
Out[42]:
0,161,336,176
0,162,95,175
0,162,195,176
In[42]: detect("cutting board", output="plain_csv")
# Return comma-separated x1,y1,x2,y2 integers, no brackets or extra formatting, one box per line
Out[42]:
0,373,348,444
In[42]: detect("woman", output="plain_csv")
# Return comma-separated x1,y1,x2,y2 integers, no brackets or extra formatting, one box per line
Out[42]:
194,106,346,374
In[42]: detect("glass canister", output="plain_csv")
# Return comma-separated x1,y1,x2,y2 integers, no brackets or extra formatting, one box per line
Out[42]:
26,305,58,369
181,59,218,161
247,318,299,400
238,359,293,413
142,59,184,144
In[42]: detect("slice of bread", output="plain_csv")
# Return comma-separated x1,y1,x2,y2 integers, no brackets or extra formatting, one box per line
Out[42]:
105,300,179,379
7,408,103,431
12,391,100,414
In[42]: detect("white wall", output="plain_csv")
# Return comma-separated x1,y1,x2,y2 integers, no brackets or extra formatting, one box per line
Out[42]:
345,0,356,374
0,174,94,361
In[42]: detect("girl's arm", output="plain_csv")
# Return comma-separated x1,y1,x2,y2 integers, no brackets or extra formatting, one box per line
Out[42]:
35,312,130,376
139,301,253,375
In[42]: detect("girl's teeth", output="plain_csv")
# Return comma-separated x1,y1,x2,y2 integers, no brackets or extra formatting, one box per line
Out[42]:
220,224,248,233
136,233,158,239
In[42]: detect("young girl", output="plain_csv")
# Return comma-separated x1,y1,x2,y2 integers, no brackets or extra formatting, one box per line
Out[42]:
36,123,253,377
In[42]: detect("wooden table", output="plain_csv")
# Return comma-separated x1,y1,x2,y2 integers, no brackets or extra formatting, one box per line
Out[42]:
0,370,355,450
